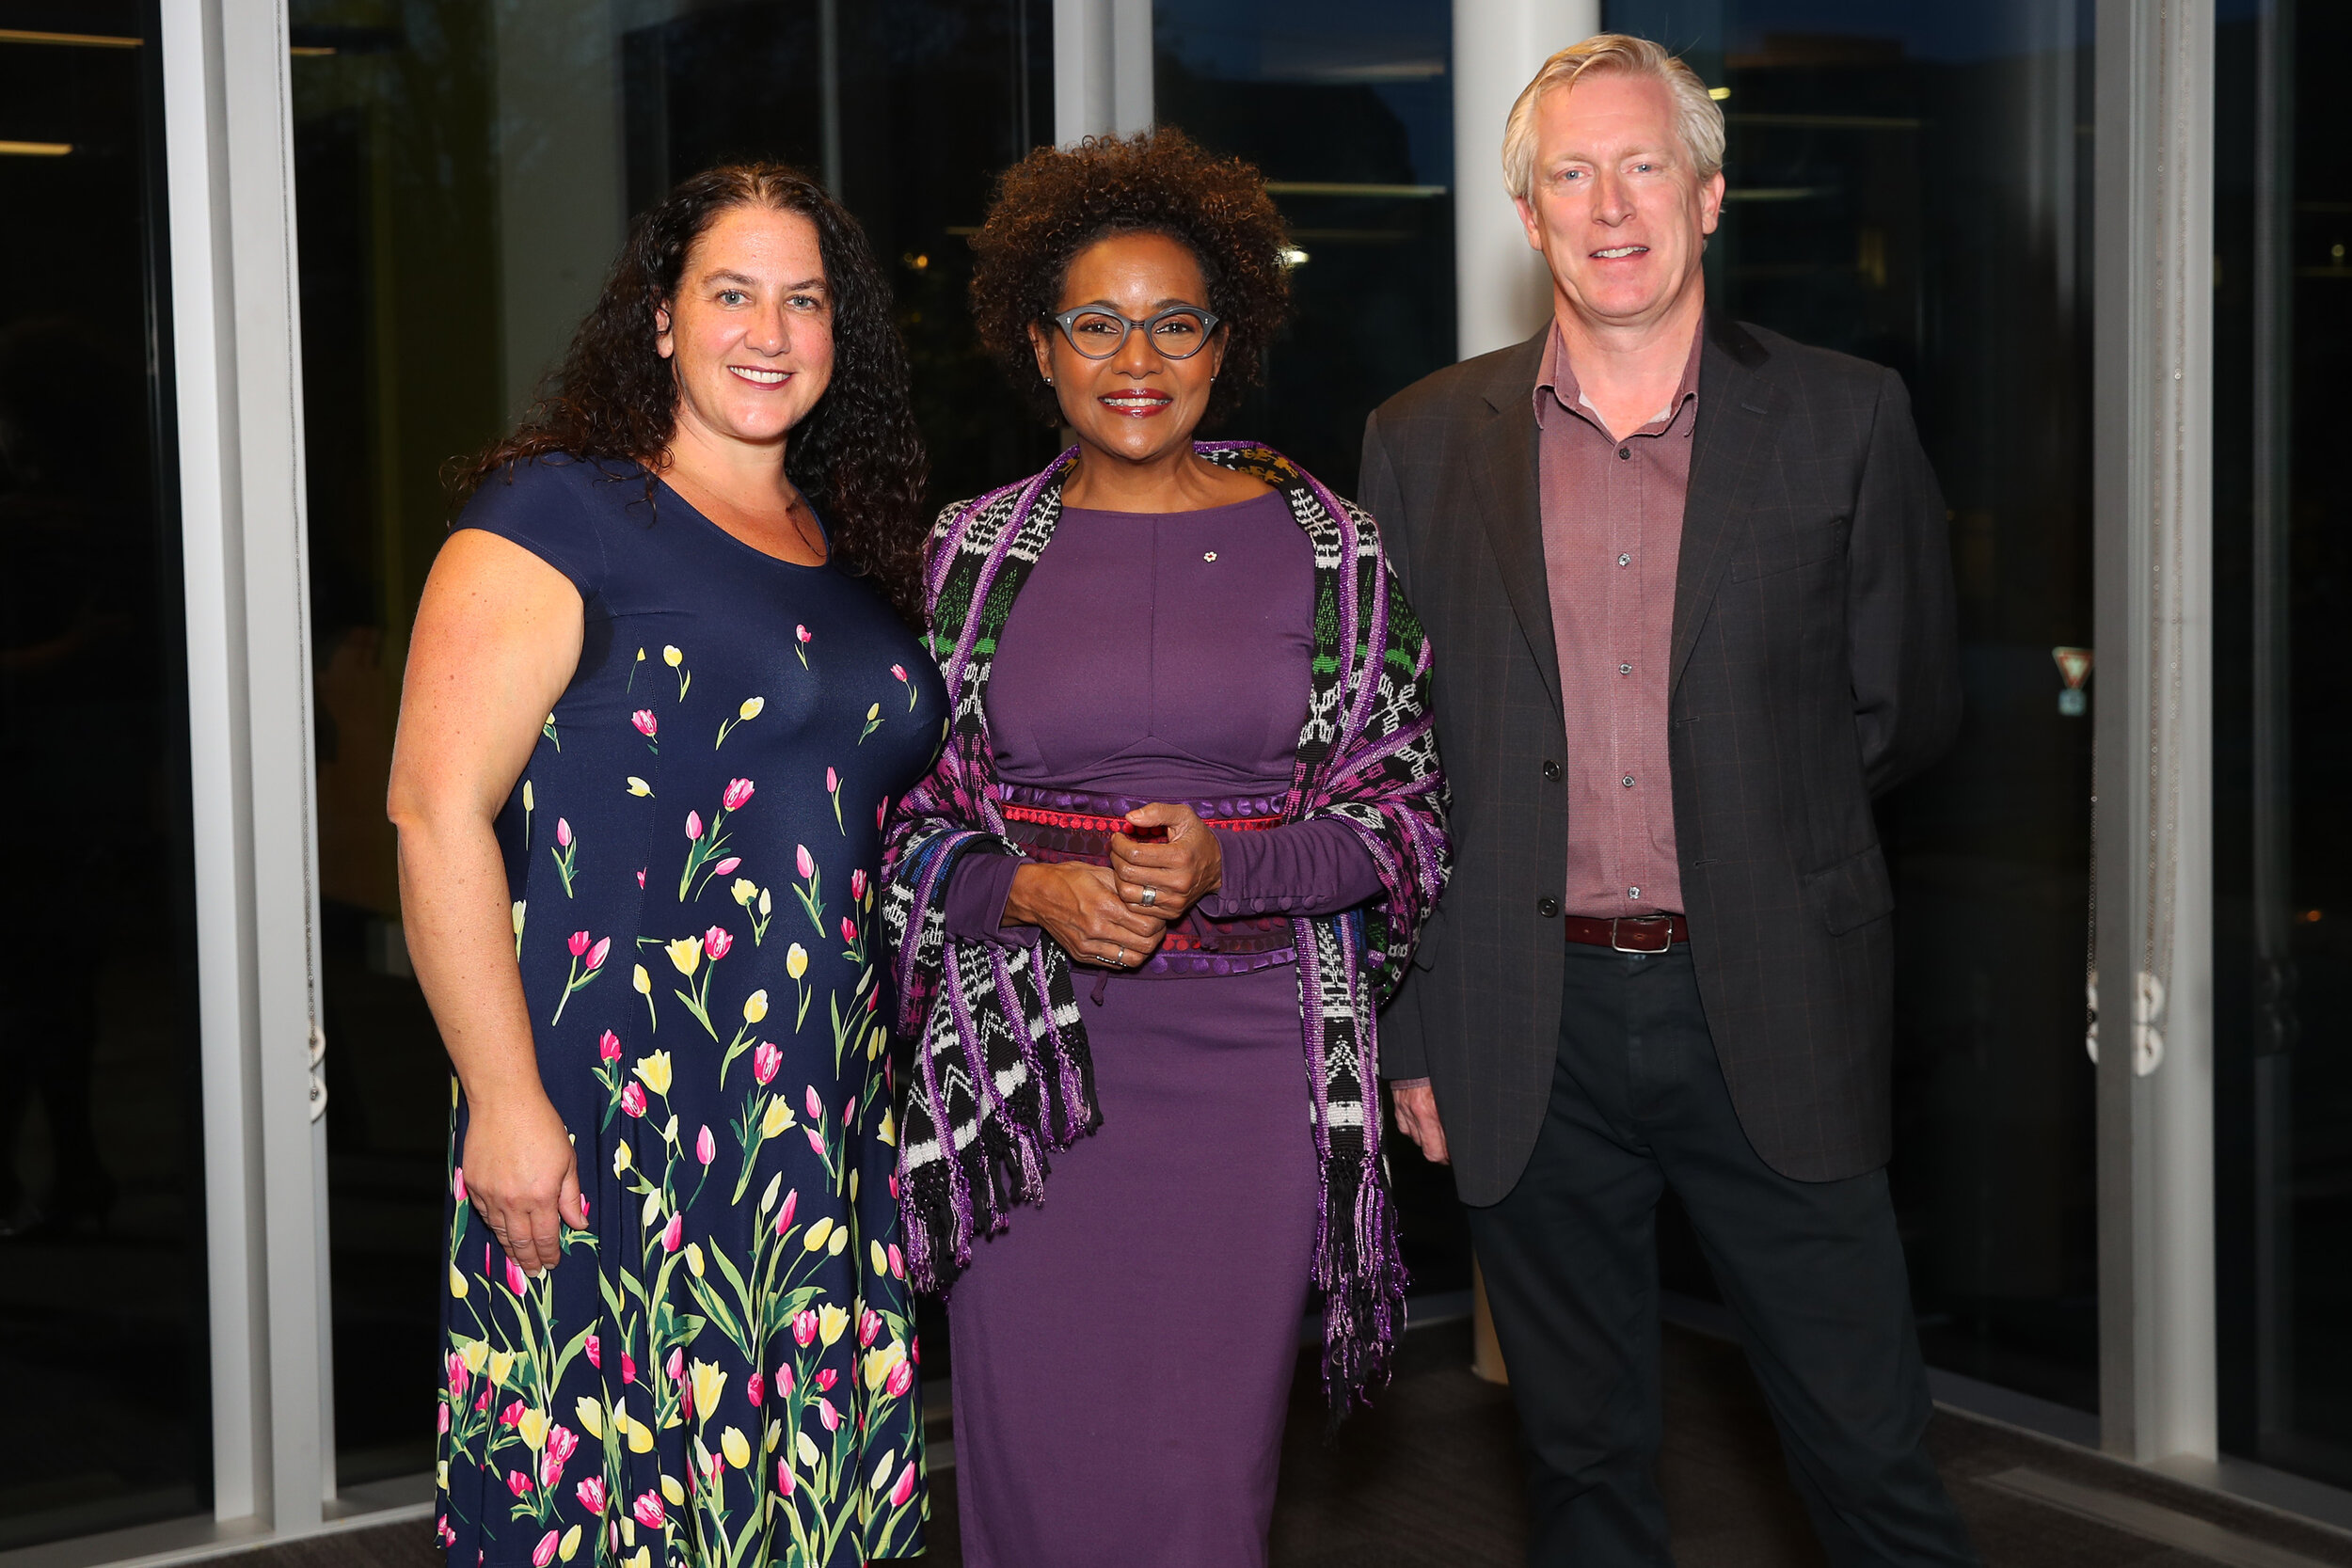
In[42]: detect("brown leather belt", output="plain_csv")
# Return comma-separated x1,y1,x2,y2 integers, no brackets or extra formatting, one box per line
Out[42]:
1564,913,1690,953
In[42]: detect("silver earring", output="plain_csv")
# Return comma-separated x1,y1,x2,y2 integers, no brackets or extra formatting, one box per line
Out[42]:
1044,375,1054,385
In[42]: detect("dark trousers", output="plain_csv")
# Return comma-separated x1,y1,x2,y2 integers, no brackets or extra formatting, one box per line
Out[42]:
1464,942,1979,1568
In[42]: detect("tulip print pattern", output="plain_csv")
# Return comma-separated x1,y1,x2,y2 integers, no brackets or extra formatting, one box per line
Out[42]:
437,463,946,1568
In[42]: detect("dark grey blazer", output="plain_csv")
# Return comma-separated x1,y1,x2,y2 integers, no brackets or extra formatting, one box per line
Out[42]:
1362,311,1960,1202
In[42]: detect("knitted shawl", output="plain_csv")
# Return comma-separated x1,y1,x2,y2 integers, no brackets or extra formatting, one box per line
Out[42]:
880,441,1449,1407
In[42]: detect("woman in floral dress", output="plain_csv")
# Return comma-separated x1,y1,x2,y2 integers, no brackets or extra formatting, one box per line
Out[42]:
389,165,941,1566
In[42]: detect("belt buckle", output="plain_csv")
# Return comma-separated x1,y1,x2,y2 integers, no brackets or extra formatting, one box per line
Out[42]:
1610,916,1670,955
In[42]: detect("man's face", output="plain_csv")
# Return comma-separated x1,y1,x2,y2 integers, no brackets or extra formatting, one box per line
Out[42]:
1514,71,1724,332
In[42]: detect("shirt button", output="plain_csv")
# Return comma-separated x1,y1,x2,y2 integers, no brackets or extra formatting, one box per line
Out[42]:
1622,774,1636,788
1537,896,1561,918
1619,662,1632,674
1203,551,1217,562
1541,760,1562,781
1617,447,1631,460
1629,886,1642,899
1618,553,1631,567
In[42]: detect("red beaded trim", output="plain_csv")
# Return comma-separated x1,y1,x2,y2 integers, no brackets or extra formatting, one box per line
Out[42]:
999,804,1282,834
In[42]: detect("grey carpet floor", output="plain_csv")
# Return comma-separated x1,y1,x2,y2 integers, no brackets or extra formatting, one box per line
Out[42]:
225,1323,2352,1567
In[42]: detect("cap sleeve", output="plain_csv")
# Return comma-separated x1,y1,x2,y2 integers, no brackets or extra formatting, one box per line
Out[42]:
452,458,613,599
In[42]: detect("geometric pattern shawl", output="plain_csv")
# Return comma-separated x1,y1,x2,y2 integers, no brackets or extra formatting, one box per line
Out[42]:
880,440,1450,1408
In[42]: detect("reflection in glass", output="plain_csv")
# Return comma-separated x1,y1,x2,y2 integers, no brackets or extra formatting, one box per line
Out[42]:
0,0,211,1546
288,0,1052,1483
2216,0,2352,1489
1612,0,2099,1410
1153,0,1455,494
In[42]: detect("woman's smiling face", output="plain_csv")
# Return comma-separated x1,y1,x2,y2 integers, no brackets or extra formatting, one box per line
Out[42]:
1031,230,1227,467
657,205,834,450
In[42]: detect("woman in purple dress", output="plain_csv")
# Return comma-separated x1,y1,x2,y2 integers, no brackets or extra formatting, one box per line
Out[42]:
880,130,1449,1566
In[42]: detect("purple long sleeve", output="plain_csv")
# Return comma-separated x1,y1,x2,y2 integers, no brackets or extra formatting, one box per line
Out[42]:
942,850,1039,947
1200,818,1385,919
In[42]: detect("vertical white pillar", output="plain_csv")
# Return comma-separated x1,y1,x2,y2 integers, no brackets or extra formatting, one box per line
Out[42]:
1452,0,1598,359
161,0,339,1529
1056,0,1152,145
2091,0,2217,1467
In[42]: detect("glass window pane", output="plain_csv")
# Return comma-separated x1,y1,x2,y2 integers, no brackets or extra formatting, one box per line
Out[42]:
2216,0,2352,1487
289,0,1051,1486
0,0,212,1546
1613,0,2100,1412
1152,0,1455,493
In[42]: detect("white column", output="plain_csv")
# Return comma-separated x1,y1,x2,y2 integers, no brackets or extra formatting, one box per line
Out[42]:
2090,0,2217,1467
1452,0,1598,359
161,0,338,1530
1055,0,1152,145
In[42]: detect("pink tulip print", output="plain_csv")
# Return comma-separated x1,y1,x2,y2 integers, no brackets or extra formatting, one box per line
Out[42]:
806,1085,824,1121
660,1212,683,1253
620,1082,646,1118
575,1475,606,1514
814,1367,837,1392
753,1040,781,1085
685,811,703,839
506,1470,532,1499
549,817,580,895
678,784,753,902
631,709,659,753
703,926,732,962
630,1491,665,1529
723,777,755,810
817,1396,840,1433
598,1030,622,1062
548,927,610,1026
583,1333,600,1369
501,1400,526,1428
505,1258,529,1296
794,624,812,669
777,1457,795,1496
893,662,916,711
695,1124,716,1165
621,1352,636,1386
790,844,826,938
775,1362,795,1400
826,765,845,832
890,1456,918,1506
885,1359,914,1399
859,1308,882,1348
776,1188,798,1234
711,857,740,875
793,1308,819,1347
532,1529,560,1567
747,1370,764,1406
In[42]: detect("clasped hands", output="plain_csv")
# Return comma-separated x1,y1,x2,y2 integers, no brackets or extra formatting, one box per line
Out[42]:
1003,802,1222,969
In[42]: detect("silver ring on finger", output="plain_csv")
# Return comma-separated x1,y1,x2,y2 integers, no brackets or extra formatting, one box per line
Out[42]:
1116,946,1127,966
1139,886,1158,908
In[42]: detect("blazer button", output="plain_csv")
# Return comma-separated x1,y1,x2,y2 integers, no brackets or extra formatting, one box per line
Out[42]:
1537,896,1561,918
1541,759,1562,781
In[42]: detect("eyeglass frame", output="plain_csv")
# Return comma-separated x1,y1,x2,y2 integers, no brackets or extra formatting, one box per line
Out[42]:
1041,303,1225,361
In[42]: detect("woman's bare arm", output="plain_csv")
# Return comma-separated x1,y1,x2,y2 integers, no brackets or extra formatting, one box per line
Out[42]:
388,529,586,1275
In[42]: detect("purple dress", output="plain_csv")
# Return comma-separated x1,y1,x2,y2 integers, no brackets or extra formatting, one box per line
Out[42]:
936,494,1384,1567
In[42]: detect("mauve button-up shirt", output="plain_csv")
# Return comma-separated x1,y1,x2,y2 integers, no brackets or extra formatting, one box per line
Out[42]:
1535,320,1701,918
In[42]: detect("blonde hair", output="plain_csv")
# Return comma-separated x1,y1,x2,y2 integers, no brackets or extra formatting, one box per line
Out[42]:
1501,34,1725,200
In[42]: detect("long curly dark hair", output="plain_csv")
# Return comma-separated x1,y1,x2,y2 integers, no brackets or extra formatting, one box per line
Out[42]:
461,165,927,621
969,128,1293,428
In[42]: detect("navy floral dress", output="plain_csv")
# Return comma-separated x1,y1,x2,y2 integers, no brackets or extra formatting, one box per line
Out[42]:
434,457,943,1567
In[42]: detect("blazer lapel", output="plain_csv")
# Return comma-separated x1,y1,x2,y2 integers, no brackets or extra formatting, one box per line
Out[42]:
1468,331,1562,713
1672,312,1778,692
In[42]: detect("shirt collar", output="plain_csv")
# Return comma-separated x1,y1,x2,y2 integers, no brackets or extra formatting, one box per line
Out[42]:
1534,315,1704,436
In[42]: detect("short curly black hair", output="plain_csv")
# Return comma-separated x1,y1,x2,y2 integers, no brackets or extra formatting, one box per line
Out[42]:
969,128,1292,428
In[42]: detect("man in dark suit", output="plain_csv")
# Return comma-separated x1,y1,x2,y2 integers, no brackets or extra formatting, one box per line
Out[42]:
1362,35,1977,1568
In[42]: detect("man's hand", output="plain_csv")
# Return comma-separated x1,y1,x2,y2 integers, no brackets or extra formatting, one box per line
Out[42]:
1391,1079,1449,1165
